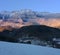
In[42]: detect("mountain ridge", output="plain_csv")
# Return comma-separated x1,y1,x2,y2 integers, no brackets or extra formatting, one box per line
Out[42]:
0,9,60,28
0,25,60,48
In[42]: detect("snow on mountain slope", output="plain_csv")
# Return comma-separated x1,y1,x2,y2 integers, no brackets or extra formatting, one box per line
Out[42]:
0,41,60,55
1,10,60,28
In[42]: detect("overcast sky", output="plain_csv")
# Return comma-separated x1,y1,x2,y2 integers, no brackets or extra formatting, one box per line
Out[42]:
0,0,60,12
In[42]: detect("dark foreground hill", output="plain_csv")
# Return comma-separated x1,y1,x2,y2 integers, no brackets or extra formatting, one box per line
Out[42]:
0,25,60,48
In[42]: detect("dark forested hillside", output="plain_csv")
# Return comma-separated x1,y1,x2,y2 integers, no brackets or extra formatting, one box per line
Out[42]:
0,25,60,41
0,25,60,48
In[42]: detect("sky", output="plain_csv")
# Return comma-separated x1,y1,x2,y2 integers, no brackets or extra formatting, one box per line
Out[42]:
0,0,60,12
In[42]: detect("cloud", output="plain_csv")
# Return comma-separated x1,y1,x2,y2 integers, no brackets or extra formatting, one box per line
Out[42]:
0,18,60,32
36,18,60,28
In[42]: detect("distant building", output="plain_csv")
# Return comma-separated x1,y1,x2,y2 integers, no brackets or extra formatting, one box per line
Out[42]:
53,38,60,48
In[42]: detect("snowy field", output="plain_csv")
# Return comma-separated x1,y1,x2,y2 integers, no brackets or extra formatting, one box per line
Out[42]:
0,41,60,55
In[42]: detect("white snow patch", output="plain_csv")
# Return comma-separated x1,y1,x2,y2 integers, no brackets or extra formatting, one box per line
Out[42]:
0,41,60,55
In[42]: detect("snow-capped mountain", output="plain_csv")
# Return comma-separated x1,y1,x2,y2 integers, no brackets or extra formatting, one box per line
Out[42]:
0,9,60,28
